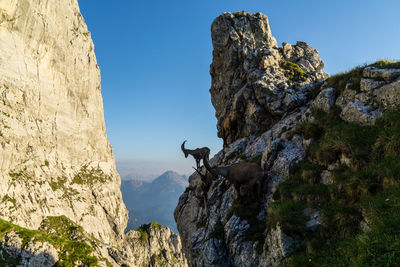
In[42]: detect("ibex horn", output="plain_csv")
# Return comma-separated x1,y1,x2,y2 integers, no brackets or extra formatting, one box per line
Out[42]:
181,140,187,153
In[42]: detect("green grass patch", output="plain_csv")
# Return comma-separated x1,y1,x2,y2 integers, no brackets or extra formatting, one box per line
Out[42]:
234,11,244,17
2,195,17,207
281,60,308,82
72,165,110,186
0,217,98,266
40,216,86,242
325,60,400,95
49,176,68,191
370,60,400,69
268,107,400,266
325,65,364,94
135,223,163,243
150,221,163,231
136,228,149,243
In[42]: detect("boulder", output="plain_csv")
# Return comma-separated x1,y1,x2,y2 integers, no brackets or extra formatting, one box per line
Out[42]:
340,100,382,125
311,87,336,112
374,78,400,109
363,67,400,82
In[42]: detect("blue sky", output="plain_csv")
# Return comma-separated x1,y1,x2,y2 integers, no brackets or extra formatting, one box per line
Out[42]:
79,0,400,177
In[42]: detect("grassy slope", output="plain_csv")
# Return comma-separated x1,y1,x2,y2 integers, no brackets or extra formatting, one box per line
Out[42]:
0,216,106,266
269,61,400,266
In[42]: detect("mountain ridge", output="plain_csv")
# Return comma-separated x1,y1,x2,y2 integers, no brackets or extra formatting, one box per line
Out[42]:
122,170,188,233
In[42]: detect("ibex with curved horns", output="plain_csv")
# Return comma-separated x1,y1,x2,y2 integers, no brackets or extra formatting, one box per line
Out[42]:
203,154,264,202
181,140,210,169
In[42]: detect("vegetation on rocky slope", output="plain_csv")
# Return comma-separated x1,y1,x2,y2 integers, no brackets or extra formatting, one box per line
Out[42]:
326,60,400,94
72,165,111,185
136,222,163,243
0,216,102,266
270,104,400,266
281,60,308,82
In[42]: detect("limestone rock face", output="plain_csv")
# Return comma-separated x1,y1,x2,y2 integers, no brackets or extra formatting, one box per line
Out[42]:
311,87,336,113
120,223,188,267
0,0,127,246
175,125,306,266
336,68,400,125
0,216,188,267
0,1,189,266
210,12,326,146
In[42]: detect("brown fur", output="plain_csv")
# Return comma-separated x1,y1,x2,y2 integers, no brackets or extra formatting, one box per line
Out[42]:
193,167,214,207
181,140,210,169
203,154,264,202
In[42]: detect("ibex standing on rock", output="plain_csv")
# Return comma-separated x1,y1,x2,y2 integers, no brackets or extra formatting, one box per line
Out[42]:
181,140,211,169
203,154,265,202
192,166,214,208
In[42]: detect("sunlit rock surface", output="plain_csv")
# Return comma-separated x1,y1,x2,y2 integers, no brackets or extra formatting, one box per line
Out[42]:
0,0,188,266
210,12,326,146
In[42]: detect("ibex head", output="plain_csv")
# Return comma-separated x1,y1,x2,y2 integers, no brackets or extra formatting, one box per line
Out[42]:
181,140,189,158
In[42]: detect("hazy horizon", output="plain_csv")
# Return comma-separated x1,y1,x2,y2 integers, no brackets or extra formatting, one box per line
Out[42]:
117,159,191,181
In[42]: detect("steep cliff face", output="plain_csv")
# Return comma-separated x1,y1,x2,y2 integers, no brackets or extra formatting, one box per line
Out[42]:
0,1,188,266
0,0,127,245
0,217,188,266
113,222,188,267
176,11,400,267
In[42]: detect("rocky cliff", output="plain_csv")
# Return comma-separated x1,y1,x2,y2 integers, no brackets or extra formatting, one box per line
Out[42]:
175,11,400,266
0,0,187,266
210,12,325,146
0,217,187,266
0,0,126,245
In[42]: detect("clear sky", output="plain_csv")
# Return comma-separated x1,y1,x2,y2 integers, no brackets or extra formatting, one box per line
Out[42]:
78,0,400,177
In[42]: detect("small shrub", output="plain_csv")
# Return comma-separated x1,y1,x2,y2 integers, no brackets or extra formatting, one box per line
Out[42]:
281,60,308,82
136,224,150,243
234,11,245,17
72,165,110,186
325,65,364,94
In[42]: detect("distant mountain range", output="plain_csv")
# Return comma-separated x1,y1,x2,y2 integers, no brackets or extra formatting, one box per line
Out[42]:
121,170,188,233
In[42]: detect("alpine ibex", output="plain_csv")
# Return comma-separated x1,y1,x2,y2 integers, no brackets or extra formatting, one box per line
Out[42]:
192,167,214,208
181,140,210,169
203,154,264,202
